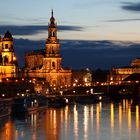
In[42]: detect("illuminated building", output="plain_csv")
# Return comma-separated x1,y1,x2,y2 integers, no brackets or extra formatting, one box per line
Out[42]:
24,11,72,89
72,68,92,86
0,31,18,80
108,58,140,84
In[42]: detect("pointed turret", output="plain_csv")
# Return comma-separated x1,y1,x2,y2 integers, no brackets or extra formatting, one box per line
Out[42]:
50,9,55,24
3,31,13,41
2,31,13,51
46,10,58,44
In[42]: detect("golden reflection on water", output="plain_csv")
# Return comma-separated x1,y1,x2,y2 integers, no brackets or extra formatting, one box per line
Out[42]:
84,106,89,140
119,103,122,129
110,103,114,129
0,99,140,140
136,105,139,132
96,103,100,140
74,104,78,140
45,109,60,140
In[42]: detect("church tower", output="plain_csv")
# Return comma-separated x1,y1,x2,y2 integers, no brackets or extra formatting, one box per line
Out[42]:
0,31,18,79
42,10,72,89
2,31,17,66
24,11,72,90
43,10,62,71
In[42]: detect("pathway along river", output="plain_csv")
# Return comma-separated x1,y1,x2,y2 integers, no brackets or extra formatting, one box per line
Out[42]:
0,99,140,140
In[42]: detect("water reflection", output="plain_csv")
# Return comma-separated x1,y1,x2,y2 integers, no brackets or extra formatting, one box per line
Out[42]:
0,99,140,140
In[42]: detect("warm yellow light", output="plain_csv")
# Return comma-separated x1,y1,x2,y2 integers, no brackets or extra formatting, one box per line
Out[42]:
2,94,5,97
21,94,24,97
99,96,102,100
84,78,87,82
73,90,76,93
73,83,76,87
13,56,16,61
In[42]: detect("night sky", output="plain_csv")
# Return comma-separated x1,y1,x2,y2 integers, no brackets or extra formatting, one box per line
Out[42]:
0,0,140,69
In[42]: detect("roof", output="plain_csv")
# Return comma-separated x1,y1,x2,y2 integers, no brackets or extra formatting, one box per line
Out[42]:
123,73,140,81
4,31,12,38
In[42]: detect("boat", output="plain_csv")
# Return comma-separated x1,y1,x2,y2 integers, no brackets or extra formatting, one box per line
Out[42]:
11,94,47,113
75,94,102,104
0,99,12,117
47,96,67,107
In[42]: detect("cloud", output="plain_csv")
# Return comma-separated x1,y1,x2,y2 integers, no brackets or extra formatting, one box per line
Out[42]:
106,18,140,22
0,25,84,36
121,2,140,12
13,39,140,69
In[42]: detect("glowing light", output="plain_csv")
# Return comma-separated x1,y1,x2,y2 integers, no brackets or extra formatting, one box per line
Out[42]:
65,98,68,103
119,103,122,129
60,91,63,96
74,105,78,139
136,105,139,131
21,94,24,97
13,56,16,61
84,78,87,82
99,96,102,100
2,94,5,97
110,103,114,129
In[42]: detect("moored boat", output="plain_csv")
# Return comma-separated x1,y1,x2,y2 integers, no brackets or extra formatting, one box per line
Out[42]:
75,94,102,104
0,99,12,117
11,94,47,113
47,96,67,107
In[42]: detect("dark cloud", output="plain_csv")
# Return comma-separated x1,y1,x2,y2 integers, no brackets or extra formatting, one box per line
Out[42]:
0,25,83,36
106,18,140,22
122,2,140,12
13,39,140,69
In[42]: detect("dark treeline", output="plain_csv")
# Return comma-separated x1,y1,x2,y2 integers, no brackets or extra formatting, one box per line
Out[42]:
92,69,109,82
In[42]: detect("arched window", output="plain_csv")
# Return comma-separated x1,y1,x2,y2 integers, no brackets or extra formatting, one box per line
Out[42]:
52,62,55,69
5,44,8,49
4,56,8,63
53,32,55,37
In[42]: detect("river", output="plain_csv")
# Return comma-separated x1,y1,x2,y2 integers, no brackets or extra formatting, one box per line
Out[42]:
0,99,140,140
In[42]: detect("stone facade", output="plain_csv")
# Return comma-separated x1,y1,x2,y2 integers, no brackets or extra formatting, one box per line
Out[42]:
23,11,72,89
108,58,140,84
72,69,92,86
0,31,18,79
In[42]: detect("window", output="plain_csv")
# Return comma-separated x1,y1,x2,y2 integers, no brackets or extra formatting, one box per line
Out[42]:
5,44,8,49
52,62,55,69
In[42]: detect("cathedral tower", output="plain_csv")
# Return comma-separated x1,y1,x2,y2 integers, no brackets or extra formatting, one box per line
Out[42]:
2,31,17,66
24,11,72,90
42,10,72,88
43,10,62,71
0,31,18,79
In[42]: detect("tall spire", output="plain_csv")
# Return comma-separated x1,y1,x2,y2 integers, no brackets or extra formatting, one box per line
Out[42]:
51,9,53,18
50,9,55,24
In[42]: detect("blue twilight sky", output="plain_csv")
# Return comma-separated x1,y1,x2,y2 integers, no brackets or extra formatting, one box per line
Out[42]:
0,0,140,41
1,0,140,69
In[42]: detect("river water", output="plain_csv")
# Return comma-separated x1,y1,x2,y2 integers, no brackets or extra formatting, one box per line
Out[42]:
0,99,140,140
